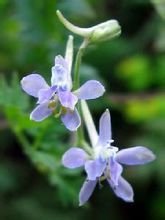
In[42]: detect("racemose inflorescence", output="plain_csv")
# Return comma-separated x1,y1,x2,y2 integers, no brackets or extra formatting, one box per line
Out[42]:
20,11,156,206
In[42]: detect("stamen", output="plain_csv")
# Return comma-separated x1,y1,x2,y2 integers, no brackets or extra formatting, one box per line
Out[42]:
61,106,67,115
48,100,56,109
99,175,107,182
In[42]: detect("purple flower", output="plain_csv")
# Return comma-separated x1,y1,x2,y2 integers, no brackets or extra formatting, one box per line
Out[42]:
21,55,105,131
62,109,156,205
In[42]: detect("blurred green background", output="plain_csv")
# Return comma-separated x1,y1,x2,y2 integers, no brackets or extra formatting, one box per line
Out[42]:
0,0,165,220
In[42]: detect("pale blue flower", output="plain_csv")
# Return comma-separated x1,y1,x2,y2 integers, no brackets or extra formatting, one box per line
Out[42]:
62,110,156,205
21,55,105,131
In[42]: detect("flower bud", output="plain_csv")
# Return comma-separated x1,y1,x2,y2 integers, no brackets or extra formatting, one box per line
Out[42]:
56,10,121,43
89,20,121,43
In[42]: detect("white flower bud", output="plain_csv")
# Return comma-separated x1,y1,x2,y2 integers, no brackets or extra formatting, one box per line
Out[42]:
89,20,121,43
56,10,121,43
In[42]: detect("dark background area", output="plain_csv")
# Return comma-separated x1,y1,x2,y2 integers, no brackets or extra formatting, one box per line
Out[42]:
0,0,164,220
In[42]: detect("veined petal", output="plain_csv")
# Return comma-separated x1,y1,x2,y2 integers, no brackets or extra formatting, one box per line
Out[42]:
61,108,81,131
85,159,106,181
79,179,97,206
51,65,67,88
51,55,71,90
75,80,105,100
108,176,134,202
55,55,68,70
21,74,49,97
115,146,156,165
30,102,52,121
109,158,123,186
58,90,78,110
98,109,112,146
38,86,57,104
62,147,88,169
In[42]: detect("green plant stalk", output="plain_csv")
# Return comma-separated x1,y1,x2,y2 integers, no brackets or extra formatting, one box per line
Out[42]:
73,39,89,90
73,39,89,147
75,103,84,146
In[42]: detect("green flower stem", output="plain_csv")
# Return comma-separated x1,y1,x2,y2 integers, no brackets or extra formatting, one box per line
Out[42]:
73,39,89,90
73,39,89,147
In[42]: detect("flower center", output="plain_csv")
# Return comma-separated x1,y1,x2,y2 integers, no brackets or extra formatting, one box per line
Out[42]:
93,141,118,162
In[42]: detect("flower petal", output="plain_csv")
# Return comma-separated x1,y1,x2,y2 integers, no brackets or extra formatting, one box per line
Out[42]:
109,158,123,186
85,159,106,181
61,108,81,131
75,80,105,100
55,55,68,70
79,179,97,206
58,90,78,110
38,86,57,104
98,109,112,146
108,176,134,202
62,147,88,169
115,146,156,165
21,74,49,97
51,55,71,90
30,102,52,121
